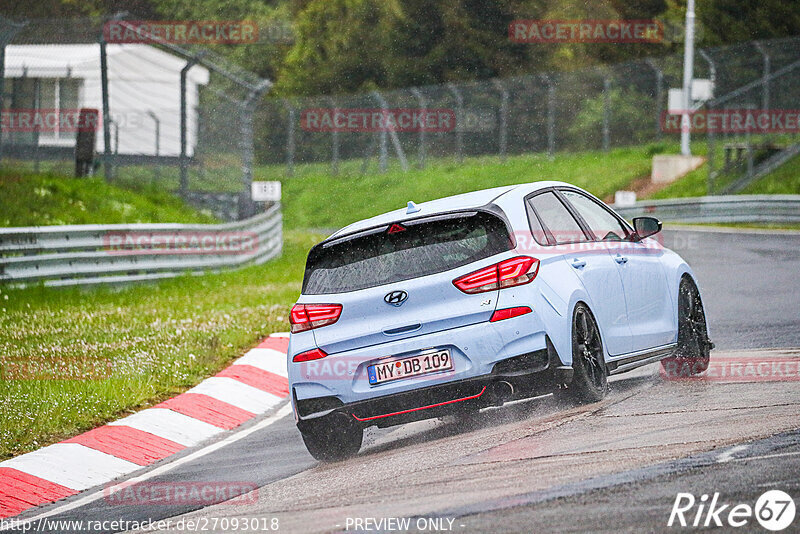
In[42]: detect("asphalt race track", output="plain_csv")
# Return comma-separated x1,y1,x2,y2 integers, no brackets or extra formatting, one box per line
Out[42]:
6,227,800,534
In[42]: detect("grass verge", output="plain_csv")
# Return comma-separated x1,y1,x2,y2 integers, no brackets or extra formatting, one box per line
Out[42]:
0,170,218,227
0,230,319,461
271,146,660,229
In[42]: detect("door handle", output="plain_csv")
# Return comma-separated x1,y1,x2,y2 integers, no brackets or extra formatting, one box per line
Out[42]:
614,254,628,264
570,258,586,269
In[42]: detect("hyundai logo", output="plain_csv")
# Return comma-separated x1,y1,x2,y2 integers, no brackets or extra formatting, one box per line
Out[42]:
384,290,408,306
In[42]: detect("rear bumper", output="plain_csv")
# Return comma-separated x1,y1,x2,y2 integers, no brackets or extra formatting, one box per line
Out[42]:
295,337,571,429
290,309,556,406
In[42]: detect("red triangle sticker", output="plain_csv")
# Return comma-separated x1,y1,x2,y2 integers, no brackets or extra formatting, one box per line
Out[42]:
387,224,406,234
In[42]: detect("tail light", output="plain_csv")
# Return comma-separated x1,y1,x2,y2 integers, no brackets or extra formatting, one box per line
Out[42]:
293,348,328,362
290,303,342,333
453,256,539,294
490,306,532,322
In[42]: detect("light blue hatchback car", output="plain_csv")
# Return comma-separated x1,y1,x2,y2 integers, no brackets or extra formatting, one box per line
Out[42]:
288,182,712,461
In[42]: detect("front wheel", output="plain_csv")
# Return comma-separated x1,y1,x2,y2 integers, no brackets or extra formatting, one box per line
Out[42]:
661,277,711,378
299,413,363,462
558,304,608,404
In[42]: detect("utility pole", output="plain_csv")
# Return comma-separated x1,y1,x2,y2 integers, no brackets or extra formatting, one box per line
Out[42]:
680,0,696,156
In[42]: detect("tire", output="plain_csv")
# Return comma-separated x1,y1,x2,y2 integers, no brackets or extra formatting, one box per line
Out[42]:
661,277,711,378
299,413,363,462
559,304,608,404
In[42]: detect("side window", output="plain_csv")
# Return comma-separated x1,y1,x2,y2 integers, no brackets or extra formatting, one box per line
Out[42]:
560,190,629,242
525,201,548,245
527,192,588,244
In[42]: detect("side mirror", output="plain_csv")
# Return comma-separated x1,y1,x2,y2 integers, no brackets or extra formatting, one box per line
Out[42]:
632,216,662,241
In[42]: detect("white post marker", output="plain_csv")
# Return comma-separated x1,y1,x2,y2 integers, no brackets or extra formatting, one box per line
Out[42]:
614,191,637,207
680,0,696,156
251,181,282,202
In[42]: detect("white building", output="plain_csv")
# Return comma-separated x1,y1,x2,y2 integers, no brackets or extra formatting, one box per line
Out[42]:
3,44,209,157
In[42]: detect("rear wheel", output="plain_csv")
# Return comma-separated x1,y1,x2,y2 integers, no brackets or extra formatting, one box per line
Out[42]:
299,413,363,462
559,304,608,403
661,277,711,378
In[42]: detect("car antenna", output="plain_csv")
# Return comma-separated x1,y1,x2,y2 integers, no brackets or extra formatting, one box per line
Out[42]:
406,201,420,214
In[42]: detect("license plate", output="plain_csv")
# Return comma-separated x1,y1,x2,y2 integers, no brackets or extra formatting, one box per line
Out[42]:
367,349,453,385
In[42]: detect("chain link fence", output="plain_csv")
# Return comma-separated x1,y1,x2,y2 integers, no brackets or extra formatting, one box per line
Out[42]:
256,36,800,191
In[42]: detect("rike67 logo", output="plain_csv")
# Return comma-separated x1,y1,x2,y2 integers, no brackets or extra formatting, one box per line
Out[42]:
669,490,796,531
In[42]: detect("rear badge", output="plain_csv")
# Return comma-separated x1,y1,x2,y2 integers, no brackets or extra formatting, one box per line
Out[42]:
384,290,408,306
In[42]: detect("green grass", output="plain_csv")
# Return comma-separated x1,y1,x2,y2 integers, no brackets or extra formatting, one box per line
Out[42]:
0,170,218,227
270,146,662,230
740,155,800,195
0,230,320,460
650,136,800,199
649,165,710,199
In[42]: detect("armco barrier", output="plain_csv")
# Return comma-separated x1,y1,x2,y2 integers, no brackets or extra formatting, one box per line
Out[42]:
0,204,281,287
613,195,800,225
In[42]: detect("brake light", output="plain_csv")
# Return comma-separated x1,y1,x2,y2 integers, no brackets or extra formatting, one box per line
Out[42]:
490,306,532,322
290,303,342,333
292,348,328,362
453,256,539,294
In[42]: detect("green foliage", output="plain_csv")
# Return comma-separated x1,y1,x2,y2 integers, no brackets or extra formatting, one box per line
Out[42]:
2,0,799,95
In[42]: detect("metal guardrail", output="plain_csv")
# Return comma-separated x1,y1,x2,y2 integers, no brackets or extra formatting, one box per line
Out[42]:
613,195,800,224
0,204,282,287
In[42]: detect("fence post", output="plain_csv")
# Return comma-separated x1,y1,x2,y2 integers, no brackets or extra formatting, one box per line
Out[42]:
180,53,205,196
539,74,556,159
706,101,716,194
283,101,296,177
602,76,611,152
99,38,113,181
112,118,119,179
645,60,664,140
372,92,388,172
327,96,339,175
371,90,408,172
447,83,464,163
410,88,426,168
0,17,27,163
239,79,271,219
146,111,160,182
33,78,41,173
753,42,771,111
493,80,509,162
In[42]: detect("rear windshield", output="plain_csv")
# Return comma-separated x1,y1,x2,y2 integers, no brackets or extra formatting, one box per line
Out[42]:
302,211,513,294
